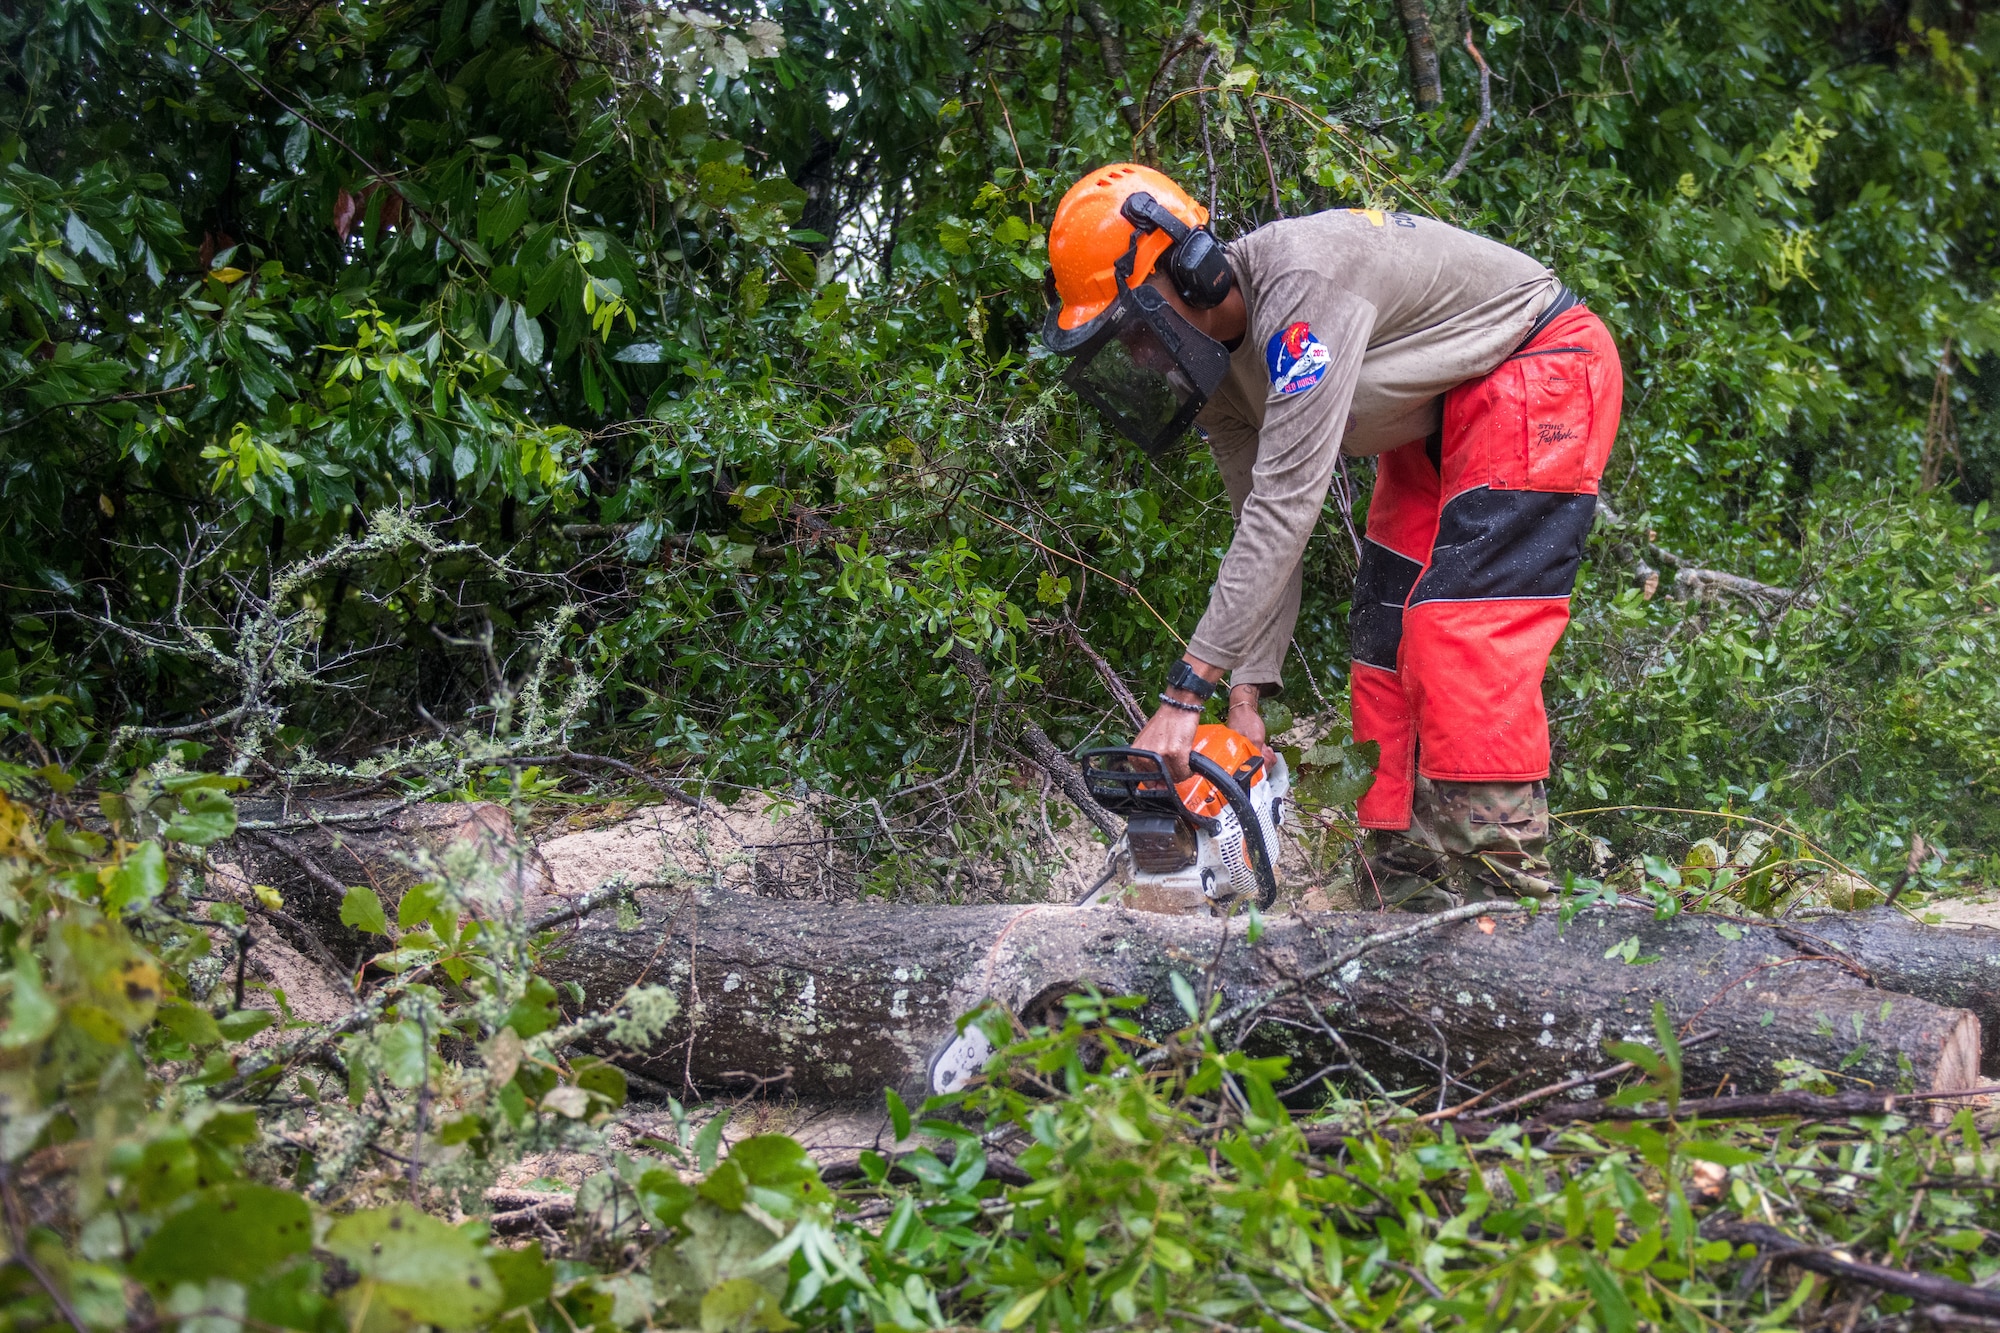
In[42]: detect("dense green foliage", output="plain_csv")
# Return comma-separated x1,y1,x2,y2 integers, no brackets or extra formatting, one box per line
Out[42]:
5,0,2000,881
9,6,2000,1326
7,779,2000,1333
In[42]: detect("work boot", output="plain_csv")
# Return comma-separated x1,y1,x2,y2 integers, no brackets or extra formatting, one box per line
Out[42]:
1358,831,1462,912
1363,778,1552,911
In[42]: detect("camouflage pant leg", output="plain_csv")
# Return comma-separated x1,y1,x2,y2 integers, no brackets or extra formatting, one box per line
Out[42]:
1362,778,1549,910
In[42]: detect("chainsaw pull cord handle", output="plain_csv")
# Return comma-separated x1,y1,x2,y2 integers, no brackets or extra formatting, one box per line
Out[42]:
1185,752,1280,910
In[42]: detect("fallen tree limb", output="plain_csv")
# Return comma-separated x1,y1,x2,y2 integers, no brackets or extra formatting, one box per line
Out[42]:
1483,1083,2000,1135
1710,1221,2000,1318
1594,498,1816,611
232,800,551,964
537,896,1983,1104
948,642,1121,840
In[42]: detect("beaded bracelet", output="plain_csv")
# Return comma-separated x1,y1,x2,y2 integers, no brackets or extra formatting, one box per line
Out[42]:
1156,692,1204,713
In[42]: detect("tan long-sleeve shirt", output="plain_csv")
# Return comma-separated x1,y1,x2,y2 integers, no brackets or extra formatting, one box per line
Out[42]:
1186,208,1560,689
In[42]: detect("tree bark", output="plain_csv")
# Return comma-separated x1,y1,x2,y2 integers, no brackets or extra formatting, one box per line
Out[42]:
1079,0,1146,137
540,894,1984,1105
223,812,1997,1109
1776,910,2000,1068
1395,0,1444,111
230,800,550,968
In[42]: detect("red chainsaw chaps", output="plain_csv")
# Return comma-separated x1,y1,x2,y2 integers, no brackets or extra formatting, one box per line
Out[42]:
1351,661,1413,828
1350,303,1623,829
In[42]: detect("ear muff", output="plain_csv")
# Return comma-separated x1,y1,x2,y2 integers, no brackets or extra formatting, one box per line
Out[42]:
1166,227,1233,309
1118,191,1234,310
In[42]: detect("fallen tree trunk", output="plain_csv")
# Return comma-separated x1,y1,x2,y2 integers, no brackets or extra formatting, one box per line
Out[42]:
540,895,1984,1105
1775,909,2000,1068
228,800,551,970
216,812,1995,1107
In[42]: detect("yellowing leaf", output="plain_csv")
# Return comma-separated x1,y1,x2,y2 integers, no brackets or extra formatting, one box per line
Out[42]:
210,266,247,284
1000,1288,1047,1329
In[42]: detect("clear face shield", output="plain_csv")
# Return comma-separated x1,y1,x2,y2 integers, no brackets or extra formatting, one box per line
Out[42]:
1042,256,1233,457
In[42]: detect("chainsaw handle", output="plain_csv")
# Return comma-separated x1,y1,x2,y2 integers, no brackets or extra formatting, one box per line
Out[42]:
1186,752,1280,911
1078,747,1219,833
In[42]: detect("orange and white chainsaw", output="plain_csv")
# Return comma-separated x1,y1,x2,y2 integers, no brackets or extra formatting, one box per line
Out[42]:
927,725,1285,1097
1079,723,1286,912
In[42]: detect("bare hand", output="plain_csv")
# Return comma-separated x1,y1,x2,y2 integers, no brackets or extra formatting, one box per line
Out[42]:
1132,701,1201,782
1228,689,1279,769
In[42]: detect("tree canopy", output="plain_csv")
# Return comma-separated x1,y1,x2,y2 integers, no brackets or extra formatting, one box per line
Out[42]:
4,0,2000,881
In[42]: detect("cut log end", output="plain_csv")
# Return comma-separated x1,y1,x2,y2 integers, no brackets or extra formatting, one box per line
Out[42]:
1928,1011,1986,1119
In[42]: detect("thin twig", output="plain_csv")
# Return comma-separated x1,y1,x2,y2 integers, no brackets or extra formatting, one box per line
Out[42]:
1146,901,1530,1070
1194,49,1220,218
0,384,196,438
1457,1030,1721,1121
174,25,484,269
1061,620,1146,730
1518,1083,2000,1131
1441,28,1494,183
1245,97,1284,218
985,75,1035,227
0,1168,90,1333
1884,833,1927,907
528,881,638,933
504,751,703,808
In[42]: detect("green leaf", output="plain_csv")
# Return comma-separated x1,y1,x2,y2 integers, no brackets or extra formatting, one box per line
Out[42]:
323,1205,500,1329
636,1168,697,1231
487,1245,553,1310
698,1158,747,1210
37,246,86,285
728,1135,814,1190
157,999,222,1048
130,1183,313,1285
398,880,448,930
1170,970,1200,1022
885,1088,911,1141
1000,1287,1048,1329
378,1020,429,1088
1,947,59,1049
1681,1141,1762,1166
700,1275,795,1332
693,1110,730,1172
106,842,167,912
166,788,237,845
513,304,544,362
217,1009,275,1042
340,886,388,935
65,213,116,266
1578,1257,1636,1333
505,975,559,1038
573,1057,627,1107
614,342,665,363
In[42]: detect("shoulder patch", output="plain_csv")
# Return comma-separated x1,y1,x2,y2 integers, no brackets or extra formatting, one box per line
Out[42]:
1266,321,1330,397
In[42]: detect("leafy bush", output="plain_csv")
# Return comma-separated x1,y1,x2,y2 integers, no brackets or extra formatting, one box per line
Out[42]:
6,776,2000,1331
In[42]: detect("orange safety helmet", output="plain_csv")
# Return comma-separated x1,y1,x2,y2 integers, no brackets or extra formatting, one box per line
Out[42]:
1047,164,1209,332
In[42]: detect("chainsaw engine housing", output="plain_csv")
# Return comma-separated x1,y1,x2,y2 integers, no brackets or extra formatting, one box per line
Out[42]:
1080,727,1287,913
